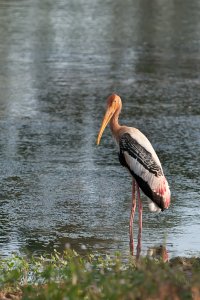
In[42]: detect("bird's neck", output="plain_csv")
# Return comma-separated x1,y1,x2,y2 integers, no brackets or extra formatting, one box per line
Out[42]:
110,110,121,140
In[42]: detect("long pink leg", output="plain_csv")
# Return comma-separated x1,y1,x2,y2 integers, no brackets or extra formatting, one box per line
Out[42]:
129,178,136,255
136,184,142,259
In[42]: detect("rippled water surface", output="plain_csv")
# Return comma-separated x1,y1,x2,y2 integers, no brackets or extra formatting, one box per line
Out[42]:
0,0,199,258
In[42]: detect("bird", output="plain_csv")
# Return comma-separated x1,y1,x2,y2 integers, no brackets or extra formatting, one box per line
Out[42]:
96,94,170,257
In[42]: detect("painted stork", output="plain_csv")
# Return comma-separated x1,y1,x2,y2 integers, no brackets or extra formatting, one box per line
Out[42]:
96,94,170,256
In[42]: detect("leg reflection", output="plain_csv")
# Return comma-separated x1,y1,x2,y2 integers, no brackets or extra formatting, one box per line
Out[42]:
147,245,169,262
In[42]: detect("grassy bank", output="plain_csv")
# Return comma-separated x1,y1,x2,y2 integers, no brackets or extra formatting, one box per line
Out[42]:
0,249,200,299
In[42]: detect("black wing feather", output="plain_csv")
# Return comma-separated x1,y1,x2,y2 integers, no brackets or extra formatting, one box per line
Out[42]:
119,133,163,177
118,133,166,210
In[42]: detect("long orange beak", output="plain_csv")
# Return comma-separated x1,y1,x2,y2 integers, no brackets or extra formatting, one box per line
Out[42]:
97,104,116,145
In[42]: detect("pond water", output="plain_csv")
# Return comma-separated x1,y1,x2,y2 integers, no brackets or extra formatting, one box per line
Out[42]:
0,0,199,258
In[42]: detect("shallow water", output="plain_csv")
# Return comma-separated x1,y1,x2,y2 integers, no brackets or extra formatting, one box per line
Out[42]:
0,0,199,258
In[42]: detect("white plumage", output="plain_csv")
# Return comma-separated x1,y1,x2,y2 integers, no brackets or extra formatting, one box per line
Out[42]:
118,128,170,211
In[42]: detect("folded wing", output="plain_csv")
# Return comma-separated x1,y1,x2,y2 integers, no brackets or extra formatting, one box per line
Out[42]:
118,132,170,211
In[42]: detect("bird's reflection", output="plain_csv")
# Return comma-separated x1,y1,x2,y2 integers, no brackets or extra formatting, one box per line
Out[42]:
130,225,168,263
129,218,142,260
147,245,169,262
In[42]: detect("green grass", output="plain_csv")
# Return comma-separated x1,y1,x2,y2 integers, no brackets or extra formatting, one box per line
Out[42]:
0,249,200,299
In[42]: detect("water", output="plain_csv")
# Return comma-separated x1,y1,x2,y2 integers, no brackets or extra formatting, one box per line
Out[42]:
0,0,199,258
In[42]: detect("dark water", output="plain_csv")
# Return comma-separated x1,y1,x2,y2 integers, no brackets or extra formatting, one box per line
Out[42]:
0,0,199,258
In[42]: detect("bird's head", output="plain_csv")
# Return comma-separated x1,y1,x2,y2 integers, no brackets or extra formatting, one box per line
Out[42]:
97,94,122,145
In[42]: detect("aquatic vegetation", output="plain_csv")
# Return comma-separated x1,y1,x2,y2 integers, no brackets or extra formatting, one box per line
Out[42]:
0,249,199,299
